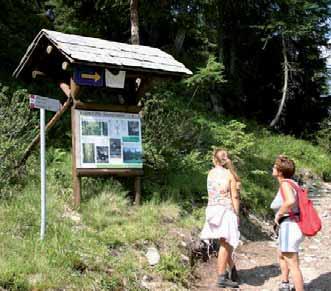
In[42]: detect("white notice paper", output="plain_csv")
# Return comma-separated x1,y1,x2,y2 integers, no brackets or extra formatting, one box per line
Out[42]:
105,69,126,88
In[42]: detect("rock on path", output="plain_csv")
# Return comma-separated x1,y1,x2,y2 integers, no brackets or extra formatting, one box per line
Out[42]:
193,183,331,291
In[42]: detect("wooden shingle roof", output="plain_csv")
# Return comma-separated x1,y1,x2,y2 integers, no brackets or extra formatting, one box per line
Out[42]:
13,29,192,79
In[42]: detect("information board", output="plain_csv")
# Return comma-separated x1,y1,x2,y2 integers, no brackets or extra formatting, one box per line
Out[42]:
76,110,142,168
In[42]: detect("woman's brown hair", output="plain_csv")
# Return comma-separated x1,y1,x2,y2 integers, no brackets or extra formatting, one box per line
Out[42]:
275,155,295,178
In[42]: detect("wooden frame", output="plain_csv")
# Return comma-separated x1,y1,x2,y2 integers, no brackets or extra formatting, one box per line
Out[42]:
70,79,143,206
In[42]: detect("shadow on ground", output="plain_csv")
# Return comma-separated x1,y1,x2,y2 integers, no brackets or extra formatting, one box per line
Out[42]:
239,215,272,241
306,272,331,291
238,264,280,286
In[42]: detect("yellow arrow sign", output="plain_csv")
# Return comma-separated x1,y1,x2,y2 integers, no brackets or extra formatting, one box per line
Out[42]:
81,71,101,82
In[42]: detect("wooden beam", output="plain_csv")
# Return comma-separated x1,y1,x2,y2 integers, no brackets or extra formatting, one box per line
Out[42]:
137,77,153,98
77,168,144,177
46,45,53,54
74,101,141,113
59,82,71,98
70,78,80,100
62,62,70,71
71,107,81,207
16,96,72,168
32,70,46,79
134,176,142,205
70,80,81,207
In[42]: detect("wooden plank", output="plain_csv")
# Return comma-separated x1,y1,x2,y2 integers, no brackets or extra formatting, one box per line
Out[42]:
46,45,53,54
32,70,46,79
72,60,189,77
70,80,81,207
74,101,141,113
134,176,142,205
71,107,81,207
77,168,143,177
70,78,80,100
62,62,70,71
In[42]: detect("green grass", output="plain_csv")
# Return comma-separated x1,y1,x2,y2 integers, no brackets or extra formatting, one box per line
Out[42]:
0,114,330,289
0,152,192,290
238,129,331,217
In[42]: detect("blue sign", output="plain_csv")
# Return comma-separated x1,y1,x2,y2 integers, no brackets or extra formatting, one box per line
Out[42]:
74,66,104,87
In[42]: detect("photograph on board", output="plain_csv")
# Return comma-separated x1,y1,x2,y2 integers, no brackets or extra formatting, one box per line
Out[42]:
128,120,140,136
110,119,122,137
109,138,121,158
123,146,142,163
82,120,108,136
82,143,95,163
96,146,109,163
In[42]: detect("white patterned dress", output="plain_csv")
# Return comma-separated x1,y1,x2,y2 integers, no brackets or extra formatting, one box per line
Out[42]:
200,166,240,249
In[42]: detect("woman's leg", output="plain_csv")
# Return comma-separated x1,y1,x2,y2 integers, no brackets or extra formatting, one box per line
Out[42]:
283,252,304,291
228,251,235,268
218,238,230,274
278,250,289,282
217,239,239,288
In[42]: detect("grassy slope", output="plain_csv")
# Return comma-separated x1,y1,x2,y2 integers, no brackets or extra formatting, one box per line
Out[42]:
240,129,331,217
0,152,192,290
0,119,330,290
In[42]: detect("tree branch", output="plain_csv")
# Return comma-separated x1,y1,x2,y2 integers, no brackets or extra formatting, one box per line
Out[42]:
270,35,289,127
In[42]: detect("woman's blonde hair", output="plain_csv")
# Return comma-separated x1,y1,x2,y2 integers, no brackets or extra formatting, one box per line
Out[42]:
213,148,240,182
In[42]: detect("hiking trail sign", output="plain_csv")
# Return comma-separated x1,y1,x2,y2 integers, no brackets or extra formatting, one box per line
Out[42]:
13,29,192,208
73,66,104,87
29,94,61,240
29,94,61,112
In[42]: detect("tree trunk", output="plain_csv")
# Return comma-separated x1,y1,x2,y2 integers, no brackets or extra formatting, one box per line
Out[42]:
130,0,140,45
174,28,186,55
270,35,289,127
217,2,224,63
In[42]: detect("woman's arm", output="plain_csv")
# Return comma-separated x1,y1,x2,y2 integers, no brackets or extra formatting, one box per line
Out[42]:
275,182,296,223
230,173,240,216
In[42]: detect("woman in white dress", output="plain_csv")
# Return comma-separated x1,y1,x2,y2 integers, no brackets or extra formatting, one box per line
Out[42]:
271,155,304,291
200,149,240,288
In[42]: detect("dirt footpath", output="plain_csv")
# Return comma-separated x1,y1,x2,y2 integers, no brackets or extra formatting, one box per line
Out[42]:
193,183,331,291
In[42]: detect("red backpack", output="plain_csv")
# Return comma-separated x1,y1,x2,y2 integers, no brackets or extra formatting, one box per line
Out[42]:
280,179,322,237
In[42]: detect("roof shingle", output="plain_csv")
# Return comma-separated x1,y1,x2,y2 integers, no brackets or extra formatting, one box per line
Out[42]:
14,29,192,78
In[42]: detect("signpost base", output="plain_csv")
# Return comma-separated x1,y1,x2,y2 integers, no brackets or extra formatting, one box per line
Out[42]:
134,176,141,205
40,108,46,240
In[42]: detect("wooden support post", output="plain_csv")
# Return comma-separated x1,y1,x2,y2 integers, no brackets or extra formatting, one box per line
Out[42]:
71,106,81,207
70,78,81,207
134,176,142,205
74,101,141,113
70,78,80,101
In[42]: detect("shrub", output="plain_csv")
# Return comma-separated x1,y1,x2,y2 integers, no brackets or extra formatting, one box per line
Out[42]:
0,85,38,199
315,118,331,154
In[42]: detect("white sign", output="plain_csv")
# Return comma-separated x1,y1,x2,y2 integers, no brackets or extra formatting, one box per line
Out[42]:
30,95,61,112
105,69,126,88
76,110,142,169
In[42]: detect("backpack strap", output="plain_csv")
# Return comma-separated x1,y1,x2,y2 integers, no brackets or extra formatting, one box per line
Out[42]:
280,179,298,220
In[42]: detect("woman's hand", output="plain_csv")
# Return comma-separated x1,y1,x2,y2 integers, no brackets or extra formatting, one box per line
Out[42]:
274,211,283,225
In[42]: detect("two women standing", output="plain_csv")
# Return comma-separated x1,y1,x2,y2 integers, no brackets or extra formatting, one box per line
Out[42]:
200,150,305,290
